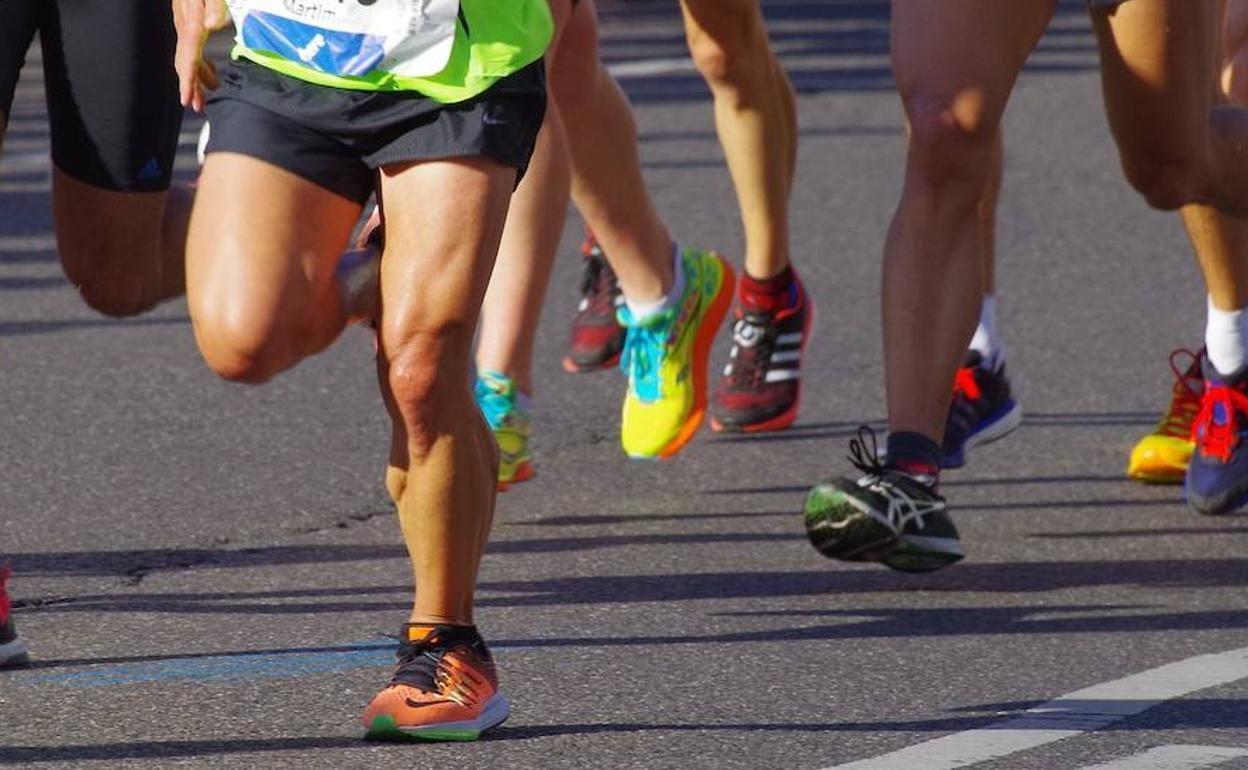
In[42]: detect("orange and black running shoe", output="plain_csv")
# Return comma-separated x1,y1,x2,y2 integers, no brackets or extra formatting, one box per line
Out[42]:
363,623,508,742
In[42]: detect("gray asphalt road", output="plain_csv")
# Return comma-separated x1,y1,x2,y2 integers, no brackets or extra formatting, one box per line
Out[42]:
2,2,1246,768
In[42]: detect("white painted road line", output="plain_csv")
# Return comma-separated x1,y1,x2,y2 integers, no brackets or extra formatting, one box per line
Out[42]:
0,235,56,253
1079,744,1248,769
824,645,1248,769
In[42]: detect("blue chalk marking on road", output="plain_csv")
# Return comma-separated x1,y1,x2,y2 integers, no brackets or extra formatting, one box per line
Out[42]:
23,640,535,688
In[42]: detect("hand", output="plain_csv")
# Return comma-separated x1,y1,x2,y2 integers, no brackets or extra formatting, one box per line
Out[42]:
172,0,228,112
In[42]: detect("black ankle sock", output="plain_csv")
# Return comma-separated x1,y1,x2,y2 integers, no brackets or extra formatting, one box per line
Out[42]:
886,431,941,478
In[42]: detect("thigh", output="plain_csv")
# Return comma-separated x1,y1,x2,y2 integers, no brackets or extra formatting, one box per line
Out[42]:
376,157,516,346
187,153,362,347
44,0,182,192
1092,0,1221,160
0,0,41,127
891,0,1055,133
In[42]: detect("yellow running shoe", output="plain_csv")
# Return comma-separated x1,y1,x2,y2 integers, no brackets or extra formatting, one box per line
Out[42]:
1127,348,1204,484
475,370,534,491
618,247,735,460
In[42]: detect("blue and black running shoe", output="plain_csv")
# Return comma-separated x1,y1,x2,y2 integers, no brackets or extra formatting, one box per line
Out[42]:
941,353,1022,469
1185,361,1248,516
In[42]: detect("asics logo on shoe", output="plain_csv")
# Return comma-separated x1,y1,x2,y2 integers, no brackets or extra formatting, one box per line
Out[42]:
859,472,945,534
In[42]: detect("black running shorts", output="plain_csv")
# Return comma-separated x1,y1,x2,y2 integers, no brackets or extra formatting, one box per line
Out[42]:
0,0,183,192
204,60,547,206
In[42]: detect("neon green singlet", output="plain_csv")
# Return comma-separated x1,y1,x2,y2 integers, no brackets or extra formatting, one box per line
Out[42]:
225,0,552,103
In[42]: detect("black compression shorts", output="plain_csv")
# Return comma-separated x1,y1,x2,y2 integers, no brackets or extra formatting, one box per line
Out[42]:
0,0,183,192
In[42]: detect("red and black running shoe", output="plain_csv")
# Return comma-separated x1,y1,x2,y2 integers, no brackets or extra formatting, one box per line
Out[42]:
563,230,626,373
710,271,813,432
0,565,29,668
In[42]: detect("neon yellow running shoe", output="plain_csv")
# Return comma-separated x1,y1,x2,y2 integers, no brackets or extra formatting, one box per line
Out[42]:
1127,348,1203,484
618,247,735,460
475,370,534,491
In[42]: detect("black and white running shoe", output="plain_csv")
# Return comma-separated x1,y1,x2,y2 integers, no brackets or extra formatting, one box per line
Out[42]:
804,427,964,573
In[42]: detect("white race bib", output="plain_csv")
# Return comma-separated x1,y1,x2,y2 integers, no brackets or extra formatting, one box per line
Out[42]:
228,0,460,78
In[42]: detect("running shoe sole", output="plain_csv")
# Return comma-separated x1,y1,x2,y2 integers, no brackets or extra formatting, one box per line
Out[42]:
497,460,535,492
941,399,1023,469
562,351,621,374
0,636,29,669
710,296,816,434
365,694,510,742
881,535,965,573
630,252,736,461
1185,477,1248,517
1131,469,1187,485
1126,440,1192,485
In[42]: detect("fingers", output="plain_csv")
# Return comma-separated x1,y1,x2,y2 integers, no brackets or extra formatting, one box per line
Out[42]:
173,1,206,108
172,0,225,112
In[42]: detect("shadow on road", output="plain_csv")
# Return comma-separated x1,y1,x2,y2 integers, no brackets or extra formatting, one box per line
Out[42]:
3,696,1244,764
10,558,1248,618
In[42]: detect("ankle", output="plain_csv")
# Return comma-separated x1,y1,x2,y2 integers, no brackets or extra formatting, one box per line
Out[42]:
885,431,941,481
740,265,797,313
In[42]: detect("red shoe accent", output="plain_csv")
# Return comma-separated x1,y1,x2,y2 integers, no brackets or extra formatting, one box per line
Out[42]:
952,367,982,402
1193,380,1248,462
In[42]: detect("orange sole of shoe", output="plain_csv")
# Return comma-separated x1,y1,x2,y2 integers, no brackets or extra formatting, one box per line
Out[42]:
655,253,736,460
561,354,621,374
496,461,535,492
709,287,815,435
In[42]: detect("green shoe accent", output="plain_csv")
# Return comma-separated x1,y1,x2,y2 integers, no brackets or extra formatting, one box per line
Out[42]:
475,370,534,488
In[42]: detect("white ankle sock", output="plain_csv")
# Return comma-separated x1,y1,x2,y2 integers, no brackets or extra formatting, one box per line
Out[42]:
968,294,1005,370
1205,294,1248,376
624,243,684,322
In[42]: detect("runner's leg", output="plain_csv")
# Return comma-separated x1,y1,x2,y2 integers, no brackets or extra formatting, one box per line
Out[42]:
46,0,192,317
679,0,794,279
802,1,1054,572
886,0,1054,443
1094,0,1248,216
474,0,574,396
552,0,673,303
375,157,514,624
186,154,360,384
1093,0,1248,513
554,0,736,460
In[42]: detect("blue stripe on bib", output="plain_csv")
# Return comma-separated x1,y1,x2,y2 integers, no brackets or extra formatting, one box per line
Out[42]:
241,11,386,77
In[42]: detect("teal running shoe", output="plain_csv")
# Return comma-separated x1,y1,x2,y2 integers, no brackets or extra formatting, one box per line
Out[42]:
475,370,534,490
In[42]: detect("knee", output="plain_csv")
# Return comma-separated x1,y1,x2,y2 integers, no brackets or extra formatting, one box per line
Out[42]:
64,260,161,319
193,309,282,385
685,8,765,94
904,95,998,192
1118,150,1205,211
385,323,474,453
